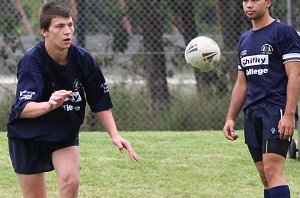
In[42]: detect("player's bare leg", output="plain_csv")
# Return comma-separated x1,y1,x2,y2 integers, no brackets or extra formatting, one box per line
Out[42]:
254,161,269,188
17,173,47,198
52,146,80,198
262,153,287,187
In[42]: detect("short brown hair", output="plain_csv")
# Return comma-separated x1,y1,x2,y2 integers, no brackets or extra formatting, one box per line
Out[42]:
39,2,73,31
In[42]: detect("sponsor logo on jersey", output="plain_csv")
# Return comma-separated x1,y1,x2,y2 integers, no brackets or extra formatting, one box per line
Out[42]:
66,91,82,102
73,79,82,91
240,50,247,58
241,54,269,67
19,90,35,100
261,44,273,55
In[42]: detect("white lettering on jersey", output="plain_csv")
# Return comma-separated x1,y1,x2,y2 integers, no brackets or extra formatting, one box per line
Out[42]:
246,68,268,76
65,91,82,102
100,82,109,93
241,55,269,67
19,90,35,100
62,104,81,112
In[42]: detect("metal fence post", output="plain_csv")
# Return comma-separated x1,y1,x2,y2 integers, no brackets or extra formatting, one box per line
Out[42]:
287,0,292,25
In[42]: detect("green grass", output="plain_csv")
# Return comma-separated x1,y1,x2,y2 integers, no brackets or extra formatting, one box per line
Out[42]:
0,131,299,198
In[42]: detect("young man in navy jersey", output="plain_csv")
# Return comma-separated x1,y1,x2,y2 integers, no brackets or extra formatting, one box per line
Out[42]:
223,0,300,197
7,2,140,197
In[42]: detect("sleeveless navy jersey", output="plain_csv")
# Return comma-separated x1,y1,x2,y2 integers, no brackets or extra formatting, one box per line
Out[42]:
237,19,300,110
7,41,113,142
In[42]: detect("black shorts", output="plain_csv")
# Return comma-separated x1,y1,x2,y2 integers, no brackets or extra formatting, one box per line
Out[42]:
8,137,79,174
248,139,290,163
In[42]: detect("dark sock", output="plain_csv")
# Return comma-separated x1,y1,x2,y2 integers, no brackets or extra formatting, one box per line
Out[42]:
269,185,290,198
264,189,270,198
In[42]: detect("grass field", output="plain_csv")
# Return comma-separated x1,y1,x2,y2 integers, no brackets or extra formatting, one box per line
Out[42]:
0,131,299,198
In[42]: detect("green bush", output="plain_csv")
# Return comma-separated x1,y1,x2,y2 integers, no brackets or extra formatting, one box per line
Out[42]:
0,88,14,131
82,83,244,131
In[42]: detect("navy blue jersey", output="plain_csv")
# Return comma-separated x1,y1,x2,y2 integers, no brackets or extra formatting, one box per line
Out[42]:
237,19,300,109
7,41,113,142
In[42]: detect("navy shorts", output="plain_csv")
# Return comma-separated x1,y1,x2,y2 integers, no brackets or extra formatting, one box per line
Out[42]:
244,103,293,158
8,137,79,174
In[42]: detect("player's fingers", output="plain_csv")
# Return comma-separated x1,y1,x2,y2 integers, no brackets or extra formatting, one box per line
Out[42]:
131,152,141,162
229,131,238,141
54,90,72,94
125,145,140,162
120,141,140,161
281,127,292,140
54,92,71,98
223,131,232,140
283,127,293,140
113,141,124,152
52,91,72,100
231,133,238,140
278,132,284,140
223,130,234,140
278,121,284,140
278,128,283,140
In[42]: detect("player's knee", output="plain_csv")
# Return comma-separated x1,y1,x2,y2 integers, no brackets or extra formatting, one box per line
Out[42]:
58,173,80,194
263,164,276,181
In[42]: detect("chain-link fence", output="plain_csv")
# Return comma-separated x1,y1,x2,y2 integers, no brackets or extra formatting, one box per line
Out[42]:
0,0,299,131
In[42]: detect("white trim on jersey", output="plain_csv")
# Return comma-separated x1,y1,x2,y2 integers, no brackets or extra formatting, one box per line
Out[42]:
282,53,300,64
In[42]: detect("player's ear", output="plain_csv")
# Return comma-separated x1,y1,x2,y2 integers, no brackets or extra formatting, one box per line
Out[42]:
266,0,272,9
40,28,48,38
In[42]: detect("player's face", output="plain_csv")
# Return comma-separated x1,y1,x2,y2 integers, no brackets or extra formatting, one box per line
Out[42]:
242,0,271,20
41,16,74,51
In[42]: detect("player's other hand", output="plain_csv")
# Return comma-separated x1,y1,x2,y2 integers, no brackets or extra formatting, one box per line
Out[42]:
111,135,141,162
278,114,295,140
223,120,238,141
48,90,72,110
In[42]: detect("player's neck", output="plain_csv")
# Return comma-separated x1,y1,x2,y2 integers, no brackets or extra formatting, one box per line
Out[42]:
252,15,274,31
45,42,68,65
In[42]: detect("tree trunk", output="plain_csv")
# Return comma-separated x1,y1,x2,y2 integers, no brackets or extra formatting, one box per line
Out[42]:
141,1,170,116
12,0,33,36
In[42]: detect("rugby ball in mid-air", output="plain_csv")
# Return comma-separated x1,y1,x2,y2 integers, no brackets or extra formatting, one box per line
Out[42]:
184,36,221,72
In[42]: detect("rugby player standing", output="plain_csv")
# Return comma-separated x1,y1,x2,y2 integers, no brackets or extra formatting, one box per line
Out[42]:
223,0,300,197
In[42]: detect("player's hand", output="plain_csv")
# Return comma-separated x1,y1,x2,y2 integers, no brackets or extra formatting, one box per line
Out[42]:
223,120,238,141
48,90,72,110
278,114,295,140
111,135,141,162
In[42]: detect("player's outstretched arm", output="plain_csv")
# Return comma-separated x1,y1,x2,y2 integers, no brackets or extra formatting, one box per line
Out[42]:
96,109,141,162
